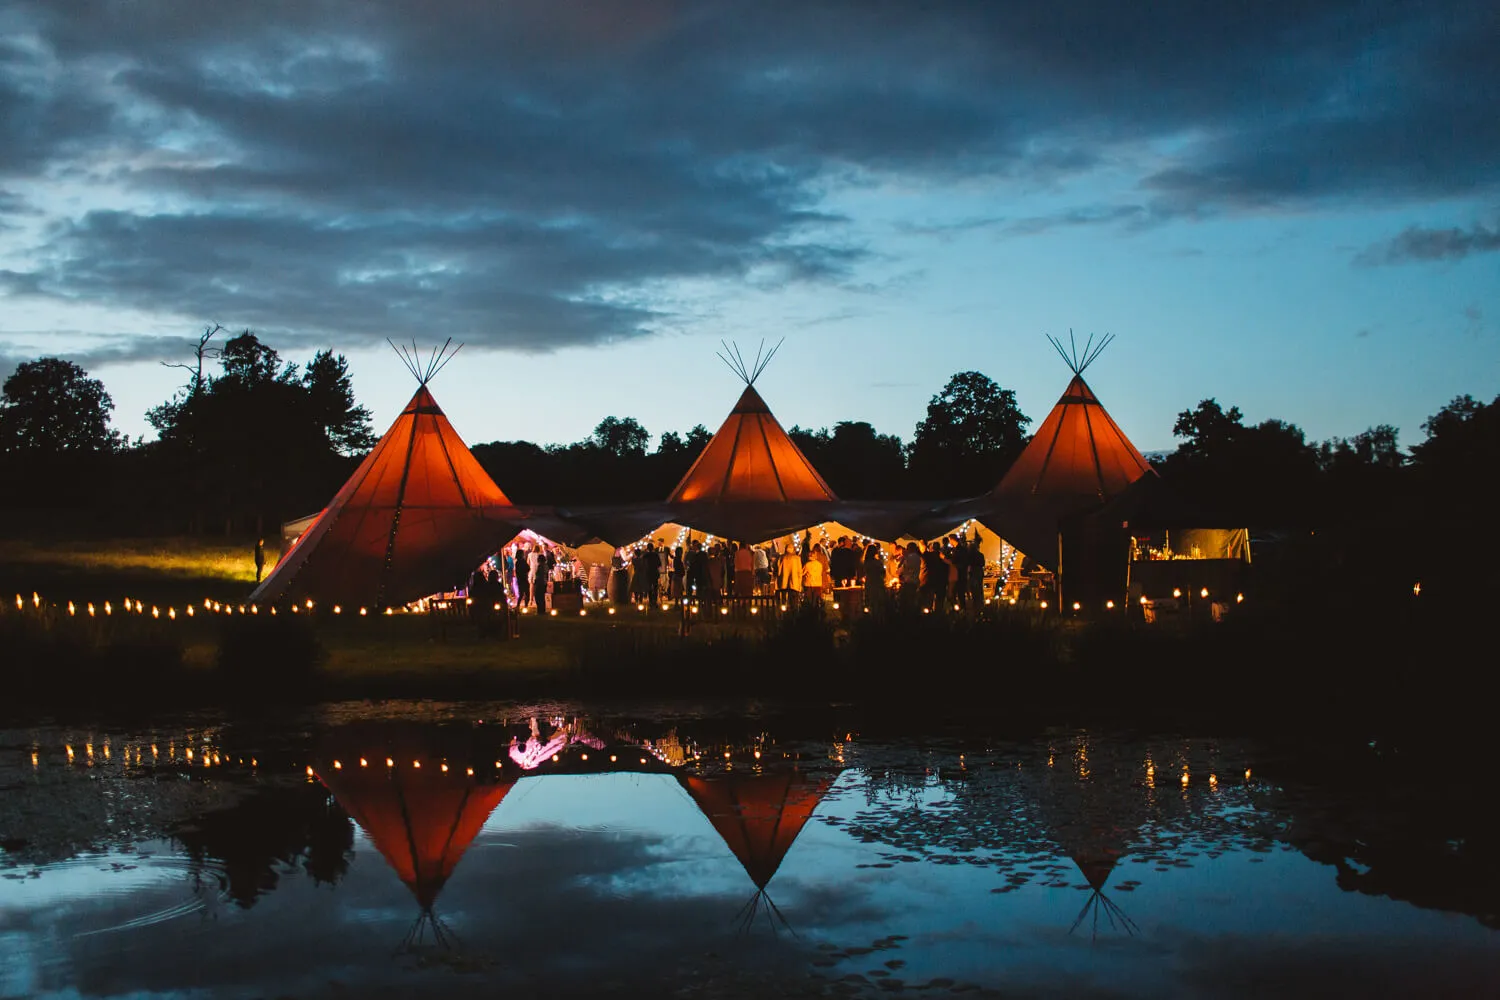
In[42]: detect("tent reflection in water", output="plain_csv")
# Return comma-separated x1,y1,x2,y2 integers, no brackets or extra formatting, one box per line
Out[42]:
253,341,539,611
677,768,837,933
1031,738,1144,941
313,731,514,950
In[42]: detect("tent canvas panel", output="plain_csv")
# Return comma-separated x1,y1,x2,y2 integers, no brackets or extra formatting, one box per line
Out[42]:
252,383,526,609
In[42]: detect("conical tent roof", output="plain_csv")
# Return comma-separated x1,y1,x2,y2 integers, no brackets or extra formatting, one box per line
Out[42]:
318,758,513,910
251,382,520,608
669,385,837,504
679,770,835,889
994,373,1152,509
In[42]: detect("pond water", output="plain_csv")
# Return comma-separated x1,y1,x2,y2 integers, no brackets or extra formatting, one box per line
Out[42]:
1,704,1496,999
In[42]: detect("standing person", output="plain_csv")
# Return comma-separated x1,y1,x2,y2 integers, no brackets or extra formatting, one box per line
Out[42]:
813,542,831,585
753,543,771,595
529,546,547,611
706,543,725,601
921,542,949,613
778,543,803,606
687,541,709,601
830,536,856,589
802,550,825,607
671,546,685,601
253,538,266,583
953,538,972,610
734,541,755,597
967,538,987,608
862,542,885,611
899,542,922,611
516,545,531,608
658,542,673,600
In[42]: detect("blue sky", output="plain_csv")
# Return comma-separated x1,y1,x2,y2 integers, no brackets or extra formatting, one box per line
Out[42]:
1,2,1495,453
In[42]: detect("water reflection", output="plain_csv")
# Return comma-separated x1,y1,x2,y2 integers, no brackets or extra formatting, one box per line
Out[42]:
2,712,1498,997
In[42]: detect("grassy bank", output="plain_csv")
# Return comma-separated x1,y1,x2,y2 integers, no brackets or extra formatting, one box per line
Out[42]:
0,536,1477,735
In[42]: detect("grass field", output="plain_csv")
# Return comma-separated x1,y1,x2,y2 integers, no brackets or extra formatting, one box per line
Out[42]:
0,537,267,607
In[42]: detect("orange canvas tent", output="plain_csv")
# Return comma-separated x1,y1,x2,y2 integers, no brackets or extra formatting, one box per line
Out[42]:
920,334,1155,569
987,334,1152,561
568,342,929,546
251,343,527,609
669,383,836,504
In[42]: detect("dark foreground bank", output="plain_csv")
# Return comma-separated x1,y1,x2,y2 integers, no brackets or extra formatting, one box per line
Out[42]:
1,593,1477,738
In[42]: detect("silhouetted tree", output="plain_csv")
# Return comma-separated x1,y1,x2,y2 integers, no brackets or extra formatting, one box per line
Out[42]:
684,423,713,453
0,358,119,454
789,420,907,498
146,331,370,534
303,351,376,455
906,372,1030,497
590,416,650,458
1158,399,1320,525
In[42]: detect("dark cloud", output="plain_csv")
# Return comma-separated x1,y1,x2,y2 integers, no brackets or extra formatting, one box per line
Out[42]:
0,1,1496,350
1356,221,1500,266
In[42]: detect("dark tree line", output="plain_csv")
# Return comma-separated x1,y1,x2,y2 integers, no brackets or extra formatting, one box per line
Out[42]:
2,333,1498,607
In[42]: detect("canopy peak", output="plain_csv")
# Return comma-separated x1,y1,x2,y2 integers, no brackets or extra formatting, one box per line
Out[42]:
390,338,463,386
1047,330,1115,376
716,338,783,386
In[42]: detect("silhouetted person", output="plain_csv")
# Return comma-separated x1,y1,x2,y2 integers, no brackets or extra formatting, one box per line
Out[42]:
863,542,885,610
921,543,948,612
899,542,922,611
253,538,266,583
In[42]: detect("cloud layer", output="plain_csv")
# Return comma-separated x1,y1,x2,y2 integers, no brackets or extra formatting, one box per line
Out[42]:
1,1,1495,360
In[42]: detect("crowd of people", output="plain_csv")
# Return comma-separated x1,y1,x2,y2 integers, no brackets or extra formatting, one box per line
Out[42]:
463,531,995,616
611,531,992,613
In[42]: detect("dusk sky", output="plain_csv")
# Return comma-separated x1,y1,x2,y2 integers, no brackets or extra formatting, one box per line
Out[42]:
1,1,1495,454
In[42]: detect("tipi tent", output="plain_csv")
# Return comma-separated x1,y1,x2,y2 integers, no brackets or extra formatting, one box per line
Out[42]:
679,768,837,930
987,333,1153,564
251,343,527,610
571,342,928,546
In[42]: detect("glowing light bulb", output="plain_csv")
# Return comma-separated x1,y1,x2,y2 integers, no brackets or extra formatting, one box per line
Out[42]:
385,757,394,768
306,766,314,777
1105,600,1115,609
1172,588,1182,599
1200,588,1209,599
333,760,342,769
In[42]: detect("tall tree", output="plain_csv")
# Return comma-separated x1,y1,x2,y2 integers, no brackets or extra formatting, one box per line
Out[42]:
0,358,118,454
906,372,1030,497
1159,399,1319,524
590,416,650,458
303,351,375,455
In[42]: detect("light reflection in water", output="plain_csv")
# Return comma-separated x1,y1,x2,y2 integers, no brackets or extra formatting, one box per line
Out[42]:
1,714,1497,998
